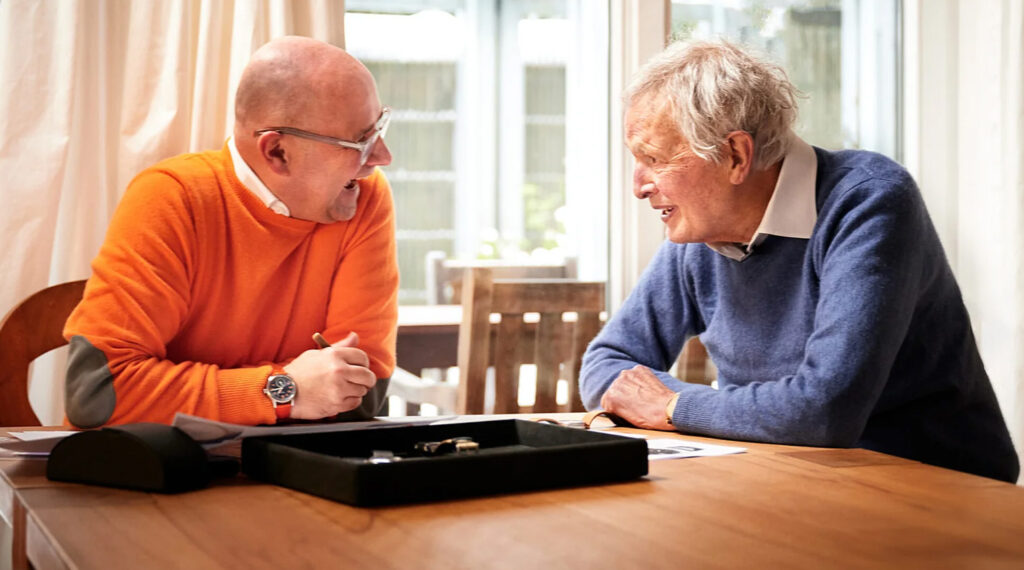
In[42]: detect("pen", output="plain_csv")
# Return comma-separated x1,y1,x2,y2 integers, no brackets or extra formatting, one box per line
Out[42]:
312,332,330,349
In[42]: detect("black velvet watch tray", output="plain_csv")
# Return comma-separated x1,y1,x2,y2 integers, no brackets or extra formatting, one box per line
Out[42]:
240,419,648,507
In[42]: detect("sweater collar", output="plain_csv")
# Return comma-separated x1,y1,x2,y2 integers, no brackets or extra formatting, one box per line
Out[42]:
227,136,291,217
709,133,818,261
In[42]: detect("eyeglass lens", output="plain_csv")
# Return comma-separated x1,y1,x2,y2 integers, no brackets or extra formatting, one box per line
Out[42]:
360,109,391,165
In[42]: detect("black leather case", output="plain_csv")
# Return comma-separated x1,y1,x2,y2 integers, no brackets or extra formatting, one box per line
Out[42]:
46,423,233,493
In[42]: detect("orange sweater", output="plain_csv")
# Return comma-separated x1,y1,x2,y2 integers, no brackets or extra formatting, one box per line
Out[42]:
63,145,398,426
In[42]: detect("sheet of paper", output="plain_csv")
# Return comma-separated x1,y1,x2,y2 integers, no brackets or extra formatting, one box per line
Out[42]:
7,430,78,441
0,431,78,455
644,438,746,460
171,413,452,447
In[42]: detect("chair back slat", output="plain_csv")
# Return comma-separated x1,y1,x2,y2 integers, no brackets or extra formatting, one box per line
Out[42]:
569,311,602,411
532,312,564,412
490,280,604,314
0,279,87,426
492,316,523,414
456,268,493,414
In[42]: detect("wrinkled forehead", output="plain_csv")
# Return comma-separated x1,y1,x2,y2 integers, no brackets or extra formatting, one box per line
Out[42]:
625,94,683,145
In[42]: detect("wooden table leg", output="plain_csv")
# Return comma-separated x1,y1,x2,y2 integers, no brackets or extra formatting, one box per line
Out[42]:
11,496,27,570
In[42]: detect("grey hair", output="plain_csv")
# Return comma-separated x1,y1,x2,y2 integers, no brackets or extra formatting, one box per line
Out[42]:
624,39,799,169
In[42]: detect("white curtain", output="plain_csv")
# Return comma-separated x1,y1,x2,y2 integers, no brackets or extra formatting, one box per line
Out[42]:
0,0,346,424
957,0,1024,483
909,0,1024,482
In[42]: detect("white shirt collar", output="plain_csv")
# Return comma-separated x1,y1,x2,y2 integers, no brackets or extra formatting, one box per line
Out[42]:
227,136,291,217
709,134,818,261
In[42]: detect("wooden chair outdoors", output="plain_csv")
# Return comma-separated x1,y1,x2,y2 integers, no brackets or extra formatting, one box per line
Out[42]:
425,250,577,305
457,268,604,414
676,337,715,385
0,280,86,426
388,252,581,415
390,268,605,415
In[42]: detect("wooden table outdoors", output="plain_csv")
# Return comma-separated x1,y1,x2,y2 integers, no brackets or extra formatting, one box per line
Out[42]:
396,304,462,372
3,419,1024,569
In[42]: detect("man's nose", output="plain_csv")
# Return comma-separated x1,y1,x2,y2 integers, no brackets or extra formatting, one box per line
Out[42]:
633,165,655,199
366,138,392,167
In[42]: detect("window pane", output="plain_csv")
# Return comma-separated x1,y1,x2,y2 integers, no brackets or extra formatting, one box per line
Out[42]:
347,0,609,304
669,0,900,158
347,6,463,304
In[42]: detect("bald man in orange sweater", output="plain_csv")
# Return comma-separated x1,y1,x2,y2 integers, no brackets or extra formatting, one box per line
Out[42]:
63,37,398,427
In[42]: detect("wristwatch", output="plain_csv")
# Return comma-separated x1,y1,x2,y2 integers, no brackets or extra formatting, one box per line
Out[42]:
263,369,297,421
665,393,680,426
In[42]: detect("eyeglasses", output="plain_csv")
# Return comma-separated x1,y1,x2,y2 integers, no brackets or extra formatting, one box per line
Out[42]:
253,106,391,166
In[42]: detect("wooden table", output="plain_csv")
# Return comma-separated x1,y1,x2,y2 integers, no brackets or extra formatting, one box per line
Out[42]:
3,419,1024,569
396,304,461,372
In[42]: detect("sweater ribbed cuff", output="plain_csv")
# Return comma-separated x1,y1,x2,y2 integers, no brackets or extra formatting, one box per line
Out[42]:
673,384,717,434
217,365,276,425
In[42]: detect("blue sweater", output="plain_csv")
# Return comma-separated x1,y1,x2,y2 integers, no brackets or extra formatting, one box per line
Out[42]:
581,148,1019,482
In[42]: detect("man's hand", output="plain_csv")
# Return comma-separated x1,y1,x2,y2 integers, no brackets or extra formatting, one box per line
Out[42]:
600,365,678,431
284,332,378,420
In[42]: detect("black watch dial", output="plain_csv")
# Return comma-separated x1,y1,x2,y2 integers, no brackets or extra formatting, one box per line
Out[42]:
267,374,296,403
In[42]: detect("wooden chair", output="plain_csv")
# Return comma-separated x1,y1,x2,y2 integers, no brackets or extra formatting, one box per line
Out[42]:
390,268,605,415
0,280,87,426
457,268,604,414
425,250,578,305
676,337,715,385
389,253,581,415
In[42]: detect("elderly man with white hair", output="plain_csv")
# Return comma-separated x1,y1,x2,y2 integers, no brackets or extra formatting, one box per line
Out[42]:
581,39,1019,482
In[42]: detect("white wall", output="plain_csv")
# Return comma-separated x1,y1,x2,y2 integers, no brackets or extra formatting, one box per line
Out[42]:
905,0,1024,482
608,0,669,311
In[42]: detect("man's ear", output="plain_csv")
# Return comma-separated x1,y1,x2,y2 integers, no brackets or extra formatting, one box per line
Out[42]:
724,130,754,185
256,132,290,176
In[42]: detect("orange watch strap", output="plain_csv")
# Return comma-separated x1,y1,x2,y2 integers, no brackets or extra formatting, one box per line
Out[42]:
268,367,294,422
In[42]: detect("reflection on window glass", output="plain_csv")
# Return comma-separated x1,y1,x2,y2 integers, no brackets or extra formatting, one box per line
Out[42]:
346,0,607,305
670,0,899,157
